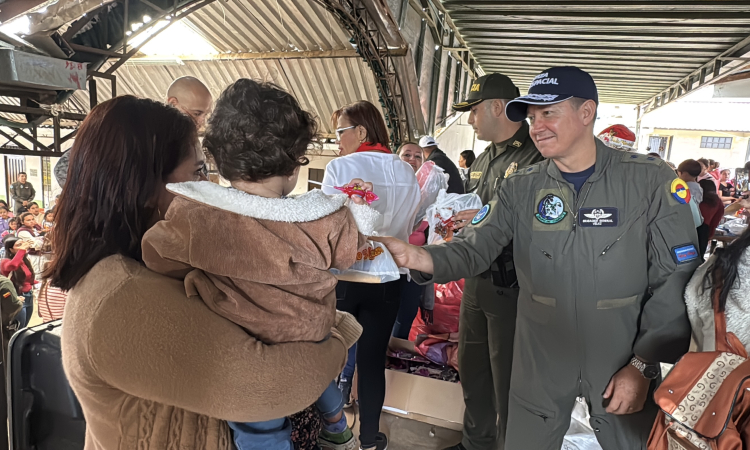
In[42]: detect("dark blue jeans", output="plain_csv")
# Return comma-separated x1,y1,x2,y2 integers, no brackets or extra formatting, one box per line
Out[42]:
14,291,33,328
392,277,423,339
230,380,344,449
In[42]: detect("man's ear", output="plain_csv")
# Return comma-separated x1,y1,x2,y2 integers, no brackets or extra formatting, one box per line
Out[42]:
579,99,597,127
167,97,179,107
490,99,505,118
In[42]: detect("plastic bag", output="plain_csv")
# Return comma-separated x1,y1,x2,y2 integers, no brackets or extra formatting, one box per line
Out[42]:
414,162,448,224
330,240,400,284
562,398,603,450
409,279,464,340
426,190,483,244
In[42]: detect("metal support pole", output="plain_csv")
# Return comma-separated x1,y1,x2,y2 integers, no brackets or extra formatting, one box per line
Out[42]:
53,116,61,153
89,78,98,109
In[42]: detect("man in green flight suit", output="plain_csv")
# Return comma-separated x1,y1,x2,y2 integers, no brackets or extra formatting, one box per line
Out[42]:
376,66,699,449
443,73,544,450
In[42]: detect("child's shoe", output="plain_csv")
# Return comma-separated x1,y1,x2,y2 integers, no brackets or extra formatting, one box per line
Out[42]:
318,427,357,450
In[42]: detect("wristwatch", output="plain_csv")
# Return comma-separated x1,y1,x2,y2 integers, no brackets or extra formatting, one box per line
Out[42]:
630,357,660,379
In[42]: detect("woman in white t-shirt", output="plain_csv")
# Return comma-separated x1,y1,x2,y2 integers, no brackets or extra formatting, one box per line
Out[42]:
322,101,420,450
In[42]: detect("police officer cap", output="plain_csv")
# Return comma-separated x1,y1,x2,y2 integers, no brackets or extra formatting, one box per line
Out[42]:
505,66,599,122
453,73,520,112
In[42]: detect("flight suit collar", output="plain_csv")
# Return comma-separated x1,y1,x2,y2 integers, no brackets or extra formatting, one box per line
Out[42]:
489,122,531,159
545,137,616,183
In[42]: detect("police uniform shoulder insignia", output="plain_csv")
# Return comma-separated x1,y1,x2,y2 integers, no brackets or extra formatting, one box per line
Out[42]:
622,152,662,165
511,140,523,148
670,178,691,204
471,204,491,225
507,163,541,179
504,162,518,178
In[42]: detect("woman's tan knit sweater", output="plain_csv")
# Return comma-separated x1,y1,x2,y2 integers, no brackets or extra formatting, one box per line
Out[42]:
62,255,360,450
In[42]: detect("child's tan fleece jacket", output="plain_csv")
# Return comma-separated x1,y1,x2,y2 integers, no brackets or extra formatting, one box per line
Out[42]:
142,181,375,344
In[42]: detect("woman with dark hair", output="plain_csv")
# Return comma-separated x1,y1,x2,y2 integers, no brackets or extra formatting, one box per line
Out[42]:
719,169,736,204
50,95,356,450
696,178,725,257
685,225,750,353
323,101,420,450
1,237,34,326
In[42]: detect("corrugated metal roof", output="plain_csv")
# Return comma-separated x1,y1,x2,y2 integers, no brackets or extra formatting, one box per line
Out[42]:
70,56,382,135
184,0,352,53
443,0,750,104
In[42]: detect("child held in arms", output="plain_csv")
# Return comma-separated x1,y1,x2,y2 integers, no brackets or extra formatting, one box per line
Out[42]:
142,78,380,450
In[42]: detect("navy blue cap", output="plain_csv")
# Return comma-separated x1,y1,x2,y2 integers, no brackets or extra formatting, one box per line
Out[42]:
505,66,599,122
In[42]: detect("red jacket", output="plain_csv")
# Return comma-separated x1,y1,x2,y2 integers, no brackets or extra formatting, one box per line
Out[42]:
699,200,725,239
1,249,33,293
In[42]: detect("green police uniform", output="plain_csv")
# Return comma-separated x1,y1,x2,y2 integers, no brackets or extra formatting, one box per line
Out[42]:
457,121,543,450
415,141,699,449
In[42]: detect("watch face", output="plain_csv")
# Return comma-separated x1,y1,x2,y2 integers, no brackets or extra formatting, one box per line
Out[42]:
643,365,660,379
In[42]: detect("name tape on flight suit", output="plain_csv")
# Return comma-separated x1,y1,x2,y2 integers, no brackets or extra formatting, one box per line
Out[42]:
578,207,619,227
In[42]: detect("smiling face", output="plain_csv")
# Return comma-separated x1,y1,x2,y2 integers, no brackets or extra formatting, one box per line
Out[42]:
399,143,424,172
527,100,591,160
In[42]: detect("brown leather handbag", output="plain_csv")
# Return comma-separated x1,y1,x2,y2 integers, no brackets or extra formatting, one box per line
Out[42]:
648,290,750,450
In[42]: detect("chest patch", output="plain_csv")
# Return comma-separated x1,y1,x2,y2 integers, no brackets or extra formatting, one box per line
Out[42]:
470,171,482,179
535,194,567,224
579,207,618,227
672,244,699,264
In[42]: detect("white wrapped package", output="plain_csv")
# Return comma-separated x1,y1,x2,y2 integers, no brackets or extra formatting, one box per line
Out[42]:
330,240,401,284
426,190,483,245
414,161,449,225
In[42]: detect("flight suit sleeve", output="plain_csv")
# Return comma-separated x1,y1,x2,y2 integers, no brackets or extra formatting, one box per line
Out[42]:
10,184,20,204
411,181,515,285
28,184,35,201
635,166,699,364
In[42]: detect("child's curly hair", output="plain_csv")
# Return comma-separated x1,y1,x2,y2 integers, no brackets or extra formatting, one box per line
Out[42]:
203,79,318,182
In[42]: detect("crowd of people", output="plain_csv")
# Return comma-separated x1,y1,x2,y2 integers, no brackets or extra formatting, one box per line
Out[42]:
5,64,749,450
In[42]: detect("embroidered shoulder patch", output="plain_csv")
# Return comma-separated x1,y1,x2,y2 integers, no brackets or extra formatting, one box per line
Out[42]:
471,204,491,225
672,244,699,264
621,153,662,165
670,179,691,204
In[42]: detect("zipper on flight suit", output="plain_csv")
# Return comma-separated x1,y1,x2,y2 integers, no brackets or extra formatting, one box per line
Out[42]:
598,209,648,256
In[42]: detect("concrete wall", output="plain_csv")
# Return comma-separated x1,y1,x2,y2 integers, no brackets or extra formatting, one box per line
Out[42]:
647,128,750,170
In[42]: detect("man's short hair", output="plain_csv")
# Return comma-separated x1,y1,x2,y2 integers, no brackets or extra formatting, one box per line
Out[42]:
0,207,8,212
568,97,598,117
18,172,26,176
29,202,38,207
677,159,701,178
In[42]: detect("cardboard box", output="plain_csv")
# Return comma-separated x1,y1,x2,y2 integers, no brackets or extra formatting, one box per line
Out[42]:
382,338,465,431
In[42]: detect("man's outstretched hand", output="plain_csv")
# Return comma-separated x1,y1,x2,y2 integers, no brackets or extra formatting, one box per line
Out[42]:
370,236,434,275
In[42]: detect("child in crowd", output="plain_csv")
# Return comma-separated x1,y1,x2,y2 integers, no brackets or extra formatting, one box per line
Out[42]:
41,211,55,232
142,79,378,450
2,218,18,240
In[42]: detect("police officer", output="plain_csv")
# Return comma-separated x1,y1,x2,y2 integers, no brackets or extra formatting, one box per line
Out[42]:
376,67,699,449
10,172,35,215
443,73,544,450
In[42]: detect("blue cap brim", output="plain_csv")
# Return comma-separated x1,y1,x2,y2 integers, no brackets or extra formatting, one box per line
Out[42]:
505,95,573,122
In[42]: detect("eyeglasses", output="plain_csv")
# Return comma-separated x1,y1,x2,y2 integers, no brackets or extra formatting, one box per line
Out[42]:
335,125,357,139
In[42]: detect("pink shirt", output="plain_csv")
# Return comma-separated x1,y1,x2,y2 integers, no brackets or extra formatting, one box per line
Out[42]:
408,221,428,246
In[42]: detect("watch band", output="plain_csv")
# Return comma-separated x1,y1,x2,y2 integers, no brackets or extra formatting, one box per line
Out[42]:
630,356,659,379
